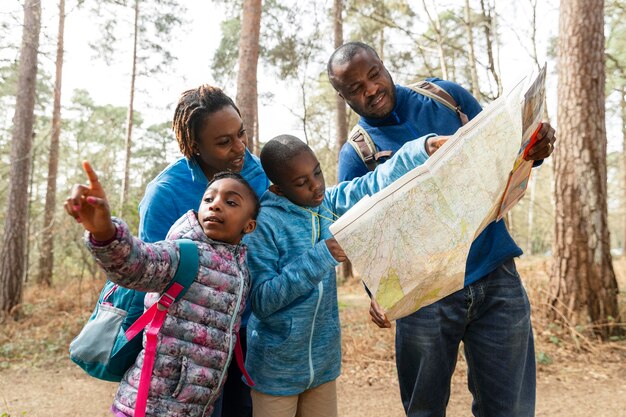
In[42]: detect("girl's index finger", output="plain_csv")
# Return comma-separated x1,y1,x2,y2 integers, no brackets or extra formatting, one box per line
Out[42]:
82,160,100,188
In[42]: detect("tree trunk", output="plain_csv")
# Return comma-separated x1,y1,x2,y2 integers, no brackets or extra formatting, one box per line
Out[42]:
464,0,480,99
333,0,353,280
479,0,502,96
333,0,348,154
422,0,448,79
37,0,65,287
0,0,41,317
621,89,626,252
236,0,262,155
120,0,139,216
550,0,620,338
525,0,544,257
526,175,536,255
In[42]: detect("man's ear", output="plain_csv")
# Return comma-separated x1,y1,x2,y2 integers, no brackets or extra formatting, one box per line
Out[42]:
242,219,257,235
269,183,284,196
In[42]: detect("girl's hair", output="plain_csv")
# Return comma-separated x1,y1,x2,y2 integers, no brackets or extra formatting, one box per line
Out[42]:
208,171,261,220
172,85,241,159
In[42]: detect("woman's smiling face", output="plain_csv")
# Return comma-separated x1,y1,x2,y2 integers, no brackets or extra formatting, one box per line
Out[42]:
194,105,248,177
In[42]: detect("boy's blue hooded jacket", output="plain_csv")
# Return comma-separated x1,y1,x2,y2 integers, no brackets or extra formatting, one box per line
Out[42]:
244,135,432,395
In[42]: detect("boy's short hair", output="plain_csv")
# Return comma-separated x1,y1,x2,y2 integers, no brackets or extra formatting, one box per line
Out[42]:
260,135,311,185
208,172,261,219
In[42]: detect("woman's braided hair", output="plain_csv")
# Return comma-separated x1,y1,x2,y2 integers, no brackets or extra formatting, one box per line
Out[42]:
172,84,241,159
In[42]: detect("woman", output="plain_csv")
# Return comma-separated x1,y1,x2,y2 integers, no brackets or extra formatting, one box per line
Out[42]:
139,85,269,417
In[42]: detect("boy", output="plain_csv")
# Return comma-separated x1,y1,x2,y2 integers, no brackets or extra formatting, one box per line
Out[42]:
244,133,436,417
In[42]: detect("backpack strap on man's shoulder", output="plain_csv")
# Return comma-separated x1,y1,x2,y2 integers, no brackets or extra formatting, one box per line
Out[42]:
408,80,469,125
347,125,393,172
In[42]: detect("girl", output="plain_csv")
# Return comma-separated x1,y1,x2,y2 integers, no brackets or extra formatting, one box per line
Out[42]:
66,162,259,417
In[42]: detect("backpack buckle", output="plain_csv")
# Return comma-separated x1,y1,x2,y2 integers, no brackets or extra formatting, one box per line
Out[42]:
157,292,176,310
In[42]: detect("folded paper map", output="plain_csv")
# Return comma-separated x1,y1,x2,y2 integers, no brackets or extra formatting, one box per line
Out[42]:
329,66,546,321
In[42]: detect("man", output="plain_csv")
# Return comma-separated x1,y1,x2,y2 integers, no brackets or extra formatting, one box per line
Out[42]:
327,41,556,417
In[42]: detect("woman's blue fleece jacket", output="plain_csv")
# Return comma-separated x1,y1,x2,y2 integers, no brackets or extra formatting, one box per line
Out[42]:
244,135,432,395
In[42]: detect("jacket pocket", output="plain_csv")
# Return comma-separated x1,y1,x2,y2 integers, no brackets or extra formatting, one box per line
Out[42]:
263,316,293,350
499,259,521,279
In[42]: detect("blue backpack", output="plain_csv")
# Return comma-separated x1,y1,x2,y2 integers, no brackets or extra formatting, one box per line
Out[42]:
69,239,199,382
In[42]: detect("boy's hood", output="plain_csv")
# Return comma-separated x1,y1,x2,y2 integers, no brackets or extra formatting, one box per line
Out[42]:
259,188,328,216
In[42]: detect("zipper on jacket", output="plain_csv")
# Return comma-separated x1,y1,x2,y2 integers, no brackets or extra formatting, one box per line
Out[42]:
202,244,246,416
307,281,324,389
306,211,323,389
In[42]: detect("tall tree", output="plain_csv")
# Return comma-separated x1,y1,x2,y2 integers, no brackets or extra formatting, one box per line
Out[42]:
91,0,183,213
236,0,262,154
422,0,449,79
479,0,502,96
120,0,140,215
0,0,41,316
333,0,348,153
622,90,626,250
333,0,353,280
549,0,619,338
463,0,480,98
524,0,551,255
37,0,65,286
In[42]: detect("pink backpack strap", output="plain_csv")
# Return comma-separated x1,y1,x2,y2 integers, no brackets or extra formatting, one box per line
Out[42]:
234,331,254,386
126,282,184,417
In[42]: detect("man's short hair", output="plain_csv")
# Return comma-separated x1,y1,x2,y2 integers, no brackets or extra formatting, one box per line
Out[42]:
327,41,380,85
260,135,311,185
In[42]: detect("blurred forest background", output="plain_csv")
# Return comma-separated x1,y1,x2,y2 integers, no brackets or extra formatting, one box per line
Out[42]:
1,0,625,334
1,0,626,415
0,0,625,393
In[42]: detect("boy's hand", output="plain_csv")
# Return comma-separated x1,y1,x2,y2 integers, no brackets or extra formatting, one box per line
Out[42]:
524,122,556,161
325,238,347,262
64,161,116,242
425,135,449,156
369,298,391,328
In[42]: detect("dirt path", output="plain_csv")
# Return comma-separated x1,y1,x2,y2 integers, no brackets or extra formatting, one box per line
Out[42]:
2,268,626,416
2,347,625,417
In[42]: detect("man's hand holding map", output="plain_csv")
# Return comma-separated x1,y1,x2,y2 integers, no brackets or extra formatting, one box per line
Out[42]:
329,66,548,321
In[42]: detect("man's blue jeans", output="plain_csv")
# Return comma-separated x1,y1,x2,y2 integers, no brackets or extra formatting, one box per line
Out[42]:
395,259,535,417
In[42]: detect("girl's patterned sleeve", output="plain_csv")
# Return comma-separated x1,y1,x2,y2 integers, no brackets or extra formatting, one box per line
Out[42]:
85,217,180,293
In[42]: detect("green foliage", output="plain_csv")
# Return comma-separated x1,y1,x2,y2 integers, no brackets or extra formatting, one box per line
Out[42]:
345,0,415,56
0,61,54,241
262,0,326,80
133,121,175,190
0,81,174,284
88,0,185,76
211,17,241,85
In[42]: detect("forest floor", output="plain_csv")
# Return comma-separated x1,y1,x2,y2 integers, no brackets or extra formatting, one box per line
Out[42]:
1,256,625,417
